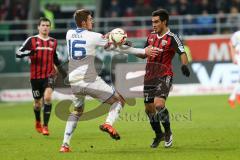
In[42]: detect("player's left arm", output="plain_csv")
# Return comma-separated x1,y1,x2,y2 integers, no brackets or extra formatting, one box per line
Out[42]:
115,45,157,57
53,41,67,79
172,35,190,77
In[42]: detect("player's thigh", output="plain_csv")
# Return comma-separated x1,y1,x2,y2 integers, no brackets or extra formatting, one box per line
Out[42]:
154,76,172,100
143,84,155,104
86,77,115,103
105,91,125,105
30,79,44,100
70,80,88,95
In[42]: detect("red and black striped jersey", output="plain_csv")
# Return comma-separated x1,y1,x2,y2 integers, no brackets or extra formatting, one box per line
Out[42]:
144,30,185,81
17,35,60,79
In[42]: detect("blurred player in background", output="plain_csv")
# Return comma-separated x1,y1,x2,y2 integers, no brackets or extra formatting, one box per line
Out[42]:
137,9,190,148
16,17,66,136
59,9,155,152
228,30,240,108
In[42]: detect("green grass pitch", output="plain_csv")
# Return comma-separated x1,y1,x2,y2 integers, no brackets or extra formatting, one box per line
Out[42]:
0,95,239,160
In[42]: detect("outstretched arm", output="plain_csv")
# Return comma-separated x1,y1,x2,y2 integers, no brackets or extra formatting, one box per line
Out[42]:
111,44,157,58
101,33,157,58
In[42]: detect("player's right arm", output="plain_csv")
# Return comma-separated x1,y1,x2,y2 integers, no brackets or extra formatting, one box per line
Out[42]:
115,45,156,57
133,38,150,59
94,32,156,57
229,32,239,64
16,37,34,58
128,36,159,59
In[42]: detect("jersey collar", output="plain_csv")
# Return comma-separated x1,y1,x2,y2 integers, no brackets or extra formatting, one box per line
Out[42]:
37,35,50,41
156,29,170,39
76,28,85,33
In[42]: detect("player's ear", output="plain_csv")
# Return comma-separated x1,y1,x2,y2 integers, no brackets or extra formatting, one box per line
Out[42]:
163,20,167,25
81,21,86,28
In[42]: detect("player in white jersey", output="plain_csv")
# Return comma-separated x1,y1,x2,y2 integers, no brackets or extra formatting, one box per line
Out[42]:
228,30,240,108
59,9,156,152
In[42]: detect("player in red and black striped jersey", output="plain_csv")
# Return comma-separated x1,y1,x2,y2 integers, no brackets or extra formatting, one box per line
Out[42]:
17,33,59,79
16,17,66,136
136,9,190,148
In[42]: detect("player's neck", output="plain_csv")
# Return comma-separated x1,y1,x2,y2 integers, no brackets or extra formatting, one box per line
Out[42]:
158,27,169,36
38,34,49,39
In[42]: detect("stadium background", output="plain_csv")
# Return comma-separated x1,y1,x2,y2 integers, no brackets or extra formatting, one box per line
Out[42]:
0,1,239,160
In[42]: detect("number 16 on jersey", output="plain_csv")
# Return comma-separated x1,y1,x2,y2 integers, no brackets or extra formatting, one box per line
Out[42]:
68,40,86,60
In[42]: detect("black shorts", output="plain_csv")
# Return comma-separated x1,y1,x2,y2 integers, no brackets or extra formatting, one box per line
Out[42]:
30,77,55,99
143,76,172,104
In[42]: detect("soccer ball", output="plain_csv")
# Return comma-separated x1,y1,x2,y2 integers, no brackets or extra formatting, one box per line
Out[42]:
109,28,127,45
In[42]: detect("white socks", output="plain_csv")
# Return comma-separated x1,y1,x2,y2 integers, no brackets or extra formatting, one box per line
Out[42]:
105,102,123,126
63,113,79,146
62,102,123,146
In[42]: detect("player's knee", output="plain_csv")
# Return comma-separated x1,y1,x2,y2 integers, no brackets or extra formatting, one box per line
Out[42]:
106,94,125,106
44,95,52,104
115,92,125,106
154,102,165,110
72,107,84,117
34,100,42,108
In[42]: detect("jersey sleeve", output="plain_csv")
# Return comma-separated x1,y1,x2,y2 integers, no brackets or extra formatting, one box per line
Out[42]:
53,40,61,66
95,33,108,47
144,36,150,48
171,34,185,55
16,37,33,58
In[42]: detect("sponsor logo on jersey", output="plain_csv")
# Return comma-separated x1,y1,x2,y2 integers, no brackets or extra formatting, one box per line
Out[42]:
36,47,53,51
49,41,55,47
161,40,168,46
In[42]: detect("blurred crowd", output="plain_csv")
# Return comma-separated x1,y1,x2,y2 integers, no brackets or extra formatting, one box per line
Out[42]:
0,0,240,41
101,0,240,36
0,0,29,41
101,0,240,17
0,0,29,21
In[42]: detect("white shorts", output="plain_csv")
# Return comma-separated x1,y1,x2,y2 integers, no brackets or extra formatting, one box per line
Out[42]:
71,76,115,108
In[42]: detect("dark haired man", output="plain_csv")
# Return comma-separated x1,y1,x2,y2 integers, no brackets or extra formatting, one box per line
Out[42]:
139,9,190,148
16,17,66,136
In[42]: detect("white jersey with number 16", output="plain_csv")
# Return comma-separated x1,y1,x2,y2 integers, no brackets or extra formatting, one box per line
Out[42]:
66,28,108,83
